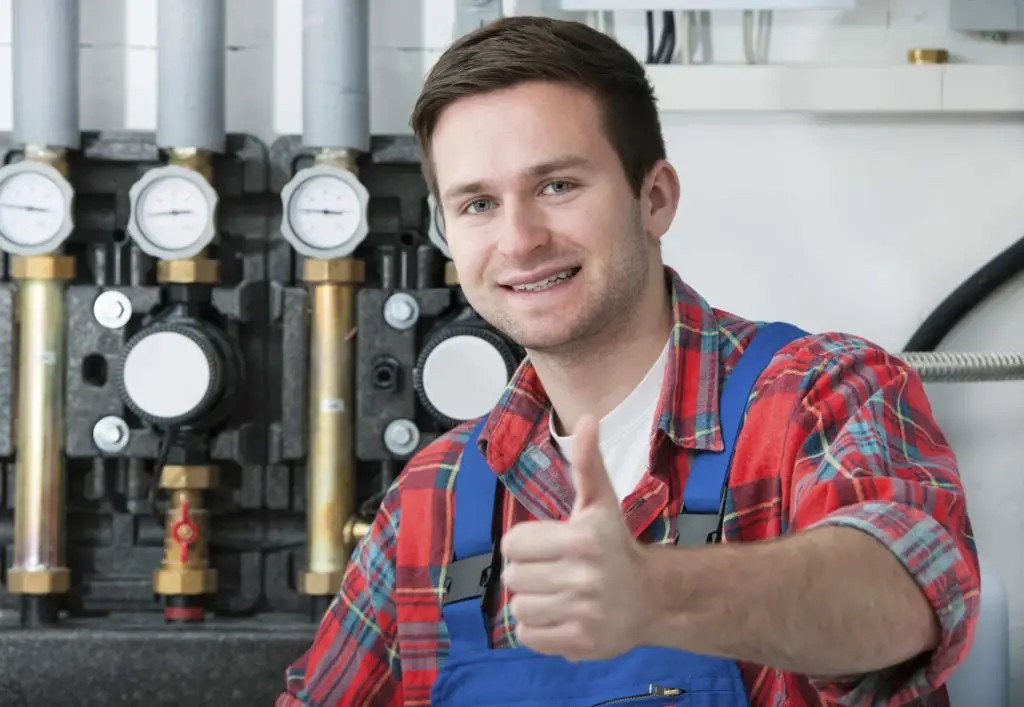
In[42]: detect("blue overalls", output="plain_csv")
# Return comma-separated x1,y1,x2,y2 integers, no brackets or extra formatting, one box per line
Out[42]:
431,323,807,707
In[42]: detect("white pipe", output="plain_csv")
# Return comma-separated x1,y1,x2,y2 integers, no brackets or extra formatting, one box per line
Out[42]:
12,0,80,149
302,0,370,152
156,0,226,152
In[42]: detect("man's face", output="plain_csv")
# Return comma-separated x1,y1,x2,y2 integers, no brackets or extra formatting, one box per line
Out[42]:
430,81,661,354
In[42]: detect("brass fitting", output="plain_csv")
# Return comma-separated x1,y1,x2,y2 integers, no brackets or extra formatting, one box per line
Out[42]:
153,467,217,596
168,147,214,184
303,258,366,285
907,48,949,65
342,516,371,549
24,144,69,177
6,567,70,594
314,147,359,176
11,255,76,281
156,257,219,284
444,262,460,286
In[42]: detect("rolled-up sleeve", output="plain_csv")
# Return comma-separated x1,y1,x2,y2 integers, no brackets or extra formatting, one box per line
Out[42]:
782,341,981,705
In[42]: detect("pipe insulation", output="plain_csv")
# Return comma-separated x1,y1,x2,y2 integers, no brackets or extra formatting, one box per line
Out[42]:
12,0,80,149
899,351,1024,383
302,0,371,152
157,0,226,153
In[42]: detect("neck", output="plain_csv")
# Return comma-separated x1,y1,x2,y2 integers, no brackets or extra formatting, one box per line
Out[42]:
531,268,673,437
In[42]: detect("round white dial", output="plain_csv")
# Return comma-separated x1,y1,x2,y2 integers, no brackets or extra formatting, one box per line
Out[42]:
0,170,69,247
287,174,362,249
122,331,213,420
136,174,212,250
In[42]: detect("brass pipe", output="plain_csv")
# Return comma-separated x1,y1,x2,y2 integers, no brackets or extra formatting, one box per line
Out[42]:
299,257,364,596
7,255,75,596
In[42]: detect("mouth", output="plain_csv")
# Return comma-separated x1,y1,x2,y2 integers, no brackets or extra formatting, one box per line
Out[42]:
502,267,581,293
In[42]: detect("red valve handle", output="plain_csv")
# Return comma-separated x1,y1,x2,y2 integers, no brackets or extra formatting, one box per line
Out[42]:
171,499,198,564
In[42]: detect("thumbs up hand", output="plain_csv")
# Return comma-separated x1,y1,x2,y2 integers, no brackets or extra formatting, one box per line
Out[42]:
500,415,654,662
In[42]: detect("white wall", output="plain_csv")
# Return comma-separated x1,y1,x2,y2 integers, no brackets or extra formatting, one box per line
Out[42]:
1,0,1023,701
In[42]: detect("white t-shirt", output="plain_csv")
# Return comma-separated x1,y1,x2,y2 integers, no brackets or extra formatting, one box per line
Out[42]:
550,338,671,503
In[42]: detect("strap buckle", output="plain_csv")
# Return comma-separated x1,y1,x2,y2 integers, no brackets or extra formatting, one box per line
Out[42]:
442,549,499,606
674,510,723,546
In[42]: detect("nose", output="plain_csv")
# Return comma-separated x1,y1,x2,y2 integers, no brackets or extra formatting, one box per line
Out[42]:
496,199,550,260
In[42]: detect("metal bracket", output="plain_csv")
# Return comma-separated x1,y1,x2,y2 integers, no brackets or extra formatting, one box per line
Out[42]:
454,0,503,37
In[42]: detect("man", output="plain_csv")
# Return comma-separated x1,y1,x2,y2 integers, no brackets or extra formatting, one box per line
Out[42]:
278,15,979,707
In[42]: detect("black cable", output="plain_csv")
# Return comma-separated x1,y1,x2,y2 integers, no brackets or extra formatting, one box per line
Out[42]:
904,235,1024,351
646,11,676,65
646,11,655,64
655,11,675,64
148,426,176,526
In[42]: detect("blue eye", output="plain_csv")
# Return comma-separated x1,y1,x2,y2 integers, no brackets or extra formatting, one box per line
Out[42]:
542,180,573,195
464,198,494,215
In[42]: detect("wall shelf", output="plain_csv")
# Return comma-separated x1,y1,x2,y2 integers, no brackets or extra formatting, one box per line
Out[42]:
648,65,1024,114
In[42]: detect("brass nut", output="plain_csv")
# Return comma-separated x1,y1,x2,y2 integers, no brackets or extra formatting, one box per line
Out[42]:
160,464,218,490
303,258,366,284
907,48,949,65
156,258,219,284
153,567,217,595
11,255,76,281
299,570,344,596
444,262,460,286
6,567,70,594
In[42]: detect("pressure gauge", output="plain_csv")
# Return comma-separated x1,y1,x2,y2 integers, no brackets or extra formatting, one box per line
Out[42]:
126,164,219,260
0,160,75,256
427,193,451,259
280,164,370,259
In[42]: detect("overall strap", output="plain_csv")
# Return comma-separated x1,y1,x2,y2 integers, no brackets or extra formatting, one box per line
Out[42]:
441,419,501,654
676,322,808,546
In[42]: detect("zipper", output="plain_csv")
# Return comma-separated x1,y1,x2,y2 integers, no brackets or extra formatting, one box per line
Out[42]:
592,684,685,705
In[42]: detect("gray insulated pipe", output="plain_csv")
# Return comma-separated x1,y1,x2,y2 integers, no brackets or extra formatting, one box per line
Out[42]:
157,0,226,153
302,0,371,152
12,0,80,149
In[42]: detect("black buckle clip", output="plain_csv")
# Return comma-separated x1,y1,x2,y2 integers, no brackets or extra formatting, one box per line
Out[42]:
442,550,499,606
674,511,722,547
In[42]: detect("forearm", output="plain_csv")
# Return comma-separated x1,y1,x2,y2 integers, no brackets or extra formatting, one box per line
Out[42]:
642,525,939,676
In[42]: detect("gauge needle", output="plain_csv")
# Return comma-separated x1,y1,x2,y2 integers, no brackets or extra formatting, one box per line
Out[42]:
146,209,195,216
0,203,53,213
299,208,347,215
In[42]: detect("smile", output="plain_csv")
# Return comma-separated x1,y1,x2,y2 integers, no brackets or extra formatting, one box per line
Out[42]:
508,268,580,292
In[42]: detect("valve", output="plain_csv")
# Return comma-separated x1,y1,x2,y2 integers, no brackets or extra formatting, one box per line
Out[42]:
152,463,217,623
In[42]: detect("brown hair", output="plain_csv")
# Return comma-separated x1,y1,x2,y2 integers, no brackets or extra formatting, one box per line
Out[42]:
410,16,666,198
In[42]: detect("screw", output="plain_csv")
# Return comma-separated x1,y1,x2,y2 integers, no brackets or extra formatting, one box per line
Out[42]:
93,291,132,330
383,293,420,331
383,419,420,456
92,416,130,454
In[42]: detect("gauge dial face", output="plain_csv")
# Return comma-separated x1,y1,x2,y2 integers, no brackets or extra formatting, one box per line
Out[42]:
137,175,212,251
0,171,68,246
287,174,363,249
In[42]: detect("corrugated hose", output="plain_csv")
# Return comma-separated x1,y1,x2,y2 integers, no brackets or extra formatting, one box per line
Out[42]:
897,351,1024,382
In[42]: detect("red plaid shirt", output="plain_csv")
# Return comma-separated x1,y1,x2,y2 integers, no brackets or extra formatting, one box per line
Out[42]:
278,267,980,706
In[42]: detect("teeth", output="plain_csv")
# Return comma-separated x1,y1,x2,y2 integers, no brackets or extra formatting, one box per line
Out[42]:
511,269,576,292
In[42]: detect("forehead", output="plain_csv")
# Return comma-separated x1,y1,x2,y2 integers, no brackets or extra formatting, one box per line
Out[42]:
430,81,618,198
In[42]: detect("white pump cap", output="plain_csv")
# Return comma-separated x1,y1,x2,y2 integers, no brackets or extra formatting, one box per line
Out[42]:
420,334,511,422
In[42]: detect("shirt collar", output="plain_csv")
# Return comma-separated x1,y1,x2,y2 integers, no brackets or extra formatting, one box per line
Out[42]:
479,266,724,475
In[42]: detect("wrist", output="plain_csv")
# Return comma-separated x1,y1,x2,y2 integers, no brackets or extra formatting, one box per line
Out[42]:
638,544,700,647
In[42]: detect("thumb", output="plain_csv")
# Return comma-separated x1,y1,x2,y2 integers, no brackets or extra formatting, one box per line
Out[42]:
570,415,618,513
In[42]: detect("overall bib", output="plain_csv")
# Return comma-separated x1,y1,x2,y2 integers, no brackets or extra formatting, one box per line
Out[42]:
430,323,807,707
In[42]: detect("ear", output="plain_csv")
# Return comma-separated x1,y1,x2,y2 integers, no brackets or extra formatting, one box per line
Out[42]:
640,159,681,243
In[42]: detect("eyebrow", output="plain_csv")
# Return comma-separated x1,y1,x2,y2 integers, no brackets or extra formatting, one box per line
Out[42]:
441,155,594,204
